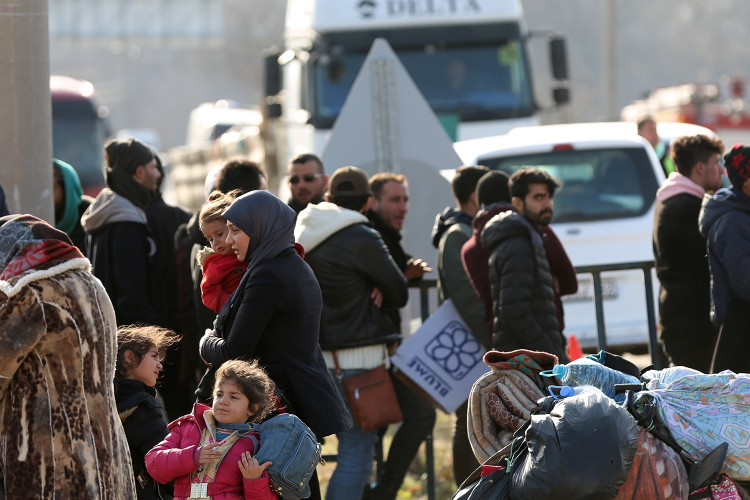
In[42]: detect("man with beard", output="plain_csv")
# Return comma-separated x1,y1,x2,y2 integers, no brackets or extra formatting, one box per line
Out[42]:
287,153,328,214
481,167,568,362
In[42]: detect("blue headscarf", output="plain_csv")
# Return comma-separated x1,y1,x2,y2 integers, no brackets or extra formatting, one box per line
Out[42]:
53,159,84,235
222,190,296,274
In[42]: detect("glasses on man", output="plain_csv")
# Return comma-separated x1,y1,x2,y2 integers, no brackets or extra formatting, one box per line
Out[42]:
289,173,325,185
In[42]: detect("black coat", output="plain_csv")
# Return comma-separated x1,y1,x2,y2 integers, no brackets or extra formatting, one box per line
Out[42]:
653,193,717,370
199,248,352,438
68,195,94,255
481,211,567,362
87,221,166,327
115,378,172,500
305,223,408,350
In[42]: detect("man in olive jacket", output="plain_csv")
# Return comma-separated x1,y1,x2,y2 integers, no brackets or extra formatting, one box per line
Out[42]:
481,167,568,362
295,167,408,500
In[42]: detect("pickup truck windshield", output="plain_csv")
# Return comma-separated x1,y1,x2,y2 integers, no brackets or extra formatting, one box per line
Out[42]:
312,24,535,129
480,148,660,223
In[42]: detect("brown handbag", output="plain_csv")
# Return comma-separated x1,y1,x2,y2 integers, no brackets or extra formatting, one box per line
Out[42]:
332,352,403,433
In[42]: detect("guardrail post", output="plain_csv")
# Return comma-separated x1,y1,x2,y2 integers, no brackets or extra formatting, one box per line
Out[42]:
642,268,661,369
418,283,437,500
591,271,607,351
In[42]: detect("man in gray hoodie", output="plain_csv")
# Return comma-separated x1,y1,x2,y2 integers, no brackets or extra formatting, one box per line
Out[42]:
81,138,164,326
699,144,750,374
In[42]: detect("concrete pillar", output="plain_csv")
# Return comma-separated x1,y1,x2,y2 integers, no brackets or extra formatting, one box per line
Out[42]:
0,0,53,222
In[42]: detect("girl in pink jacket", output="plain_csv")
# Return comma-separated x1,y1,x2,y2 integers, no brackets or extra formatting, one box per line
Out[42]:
145,360,278,500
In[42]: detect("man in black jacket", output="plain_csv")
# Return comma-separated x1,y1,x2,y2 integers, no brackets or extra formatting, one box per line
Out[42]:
653,134,723,372
295,166,408,500
482,167,569,362
82,138,165,327
365,172,435,500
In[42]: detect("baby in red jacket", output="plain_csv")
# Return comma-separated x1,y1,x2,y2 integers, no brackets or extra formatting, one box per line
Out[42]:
198,191,249,313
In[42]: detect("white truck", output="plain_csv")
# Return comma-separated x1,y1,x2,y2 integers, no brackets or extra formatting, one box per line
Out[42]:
265,0,569,166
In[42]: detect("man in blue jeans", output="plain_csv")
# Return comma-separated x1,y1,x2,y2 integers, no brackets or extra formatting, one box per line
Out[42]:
295,167,408,500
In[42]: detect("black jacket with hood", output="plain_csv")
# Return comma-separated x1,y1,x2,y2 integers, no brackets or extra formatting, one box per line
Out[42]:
481,210,568,362
297,203,408,350
699,186,750,325
115,378,172,500
82,189,166,327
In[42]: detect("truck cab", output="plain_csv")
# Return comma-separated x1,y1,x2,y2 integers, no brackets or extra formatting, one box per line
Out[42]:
270,0,568,163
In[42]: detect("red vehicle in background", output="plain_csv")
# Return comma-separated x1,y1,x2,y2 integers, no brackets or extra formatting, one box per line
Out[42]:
51,75,110,196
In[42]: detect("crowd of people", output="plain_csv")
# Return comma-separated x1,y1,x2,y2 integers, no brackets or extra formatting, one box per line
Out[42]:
1,128,748,499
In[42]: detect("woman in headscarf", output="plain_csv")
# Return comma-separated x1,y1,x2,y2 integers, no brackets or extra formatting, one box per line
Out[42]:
53,159,93,253
0,214,135,499
197,191,352,499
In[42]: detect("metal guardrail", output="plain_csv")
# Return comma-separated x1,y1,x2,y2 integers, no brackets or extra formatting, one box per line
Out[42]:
574,261,660,369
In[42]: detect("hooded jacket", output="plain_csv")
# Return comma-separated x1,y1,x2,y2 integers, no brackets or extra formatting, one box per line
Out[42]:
82,189,166,326
116,378,171,500
698,186,750,325
145,404,276,500
296,202,408,351
431,207,474,249
435,209,489,345
653,173,716,368
481,211,568,361
0,215,135,499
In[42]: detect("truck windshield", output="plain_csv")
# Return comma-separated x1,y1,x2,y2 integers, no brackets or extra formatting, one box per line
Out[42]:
311,24,535,129
52,99,108,193
479,148,659,223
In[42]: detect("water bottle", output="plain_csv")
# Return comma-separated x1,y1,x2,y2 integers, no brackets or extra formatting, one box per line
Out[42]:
542,357,639,403
548,384,603,400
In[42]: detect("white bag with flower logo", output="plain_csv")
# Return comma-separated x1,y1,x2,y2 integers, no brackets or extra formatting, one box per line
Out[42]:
392,299,490,413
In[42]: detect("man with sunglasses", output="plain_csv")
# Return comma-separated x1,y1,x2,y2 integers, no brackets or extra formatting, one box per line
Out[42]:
287,153,329,214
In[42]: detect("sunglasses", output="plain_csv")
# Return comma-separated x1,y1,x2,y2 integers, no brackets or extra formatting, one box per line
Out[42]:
289,173,325,185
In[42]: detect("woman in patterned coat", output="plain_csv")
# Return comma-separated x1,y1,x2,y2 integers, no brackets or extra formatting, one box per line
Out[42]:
0,214,135,499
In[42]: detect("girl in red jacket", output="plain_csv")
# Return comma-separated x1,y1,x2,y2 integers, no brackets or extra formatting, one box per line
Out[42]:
197,191,249,313
145,360,278,500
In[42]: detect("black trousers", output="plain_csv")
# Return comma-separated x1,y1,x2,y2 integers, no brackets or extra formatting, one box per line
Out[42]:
711,297,750,374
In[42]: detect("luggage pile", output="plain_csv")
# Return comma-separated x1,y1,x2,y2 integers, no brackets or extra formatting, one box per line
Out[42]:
458,350,750,500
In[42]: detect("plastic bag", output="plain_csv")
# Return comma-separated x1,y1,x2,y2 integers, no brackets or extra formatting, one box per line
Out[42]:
510,387,639,500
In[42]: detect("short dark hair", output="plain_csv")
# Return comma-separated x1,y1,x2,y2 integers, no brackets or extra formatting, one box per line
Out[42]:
509,167,561,200
330,193,371,212
477,170,511,206
369,172,408,200
671,134,725,177
289,153,324,174
637,117,655,132
215,159,265,194
452,165,489,204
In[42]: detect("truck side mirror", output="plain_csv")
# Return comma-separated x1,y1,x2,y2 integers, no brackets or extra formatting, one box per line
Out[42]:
549,37,568,81
264,47,282,97
553,86,570,105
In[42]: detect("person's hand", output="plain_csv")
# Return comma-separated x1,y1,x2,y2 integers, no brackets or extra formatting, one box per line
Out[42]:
371,286,383,308
404,259,432,281
238,452,272,480
199,329,216,366
198,443,223,464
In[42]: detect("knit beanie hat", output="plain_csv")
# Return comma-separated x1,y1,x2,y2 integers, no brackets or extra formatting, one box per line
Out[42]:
724,144,750,189
477,170,511,207
104,138,156,209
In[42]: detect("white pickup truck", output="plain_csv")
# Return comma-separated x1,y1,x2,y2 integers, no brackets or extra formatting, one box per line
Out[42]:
454,121,719,350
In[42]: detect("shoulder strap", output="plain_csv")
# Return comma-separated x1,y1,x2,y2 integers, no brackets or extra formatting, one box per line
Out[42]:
332,351,342,379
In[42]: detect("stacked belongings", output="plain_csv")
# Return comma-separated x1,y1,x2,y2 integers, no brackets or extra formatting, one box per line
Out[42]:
467,350,558,462
458,385,639,500
632,367,750,494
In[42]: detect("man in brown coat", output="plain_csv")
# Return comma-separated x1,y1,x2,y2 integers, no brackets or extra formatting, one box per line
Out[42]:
0,214,135,499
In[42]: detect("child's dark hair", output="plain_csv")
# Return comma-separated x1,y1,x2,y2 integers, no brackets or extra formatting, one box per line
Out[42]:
214,359,276,423
199,189,243,229
115,325,180,378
